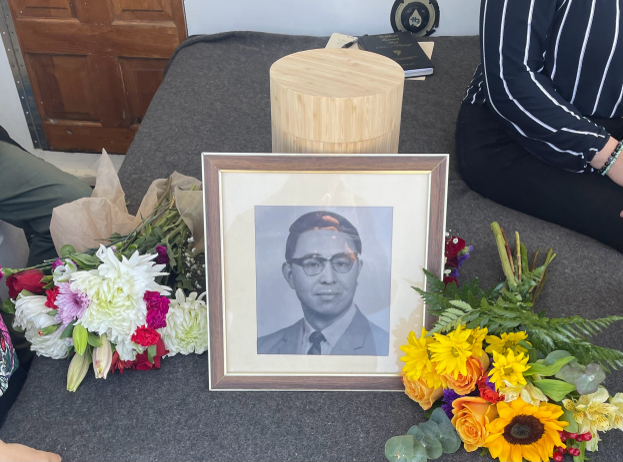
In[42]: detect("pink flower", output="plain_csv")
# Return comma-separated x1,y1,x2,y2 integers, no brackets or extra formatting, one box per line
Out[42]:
155,245,169,265
144,290,170,329
55,282,90,327
51,258,64,270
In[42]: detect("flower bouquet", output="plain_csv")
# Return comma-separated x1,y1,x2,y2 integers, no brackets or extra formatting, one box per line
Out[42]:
387,223,623,462
0,171,208,391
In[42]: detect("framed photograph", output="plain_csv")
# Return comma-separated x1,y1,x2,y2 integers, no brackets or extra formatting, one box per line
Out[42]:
203,154,448,391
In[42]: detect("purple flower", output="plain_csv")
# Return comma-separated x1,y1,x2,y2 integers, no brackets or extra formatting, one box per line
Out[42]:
51,258,64,270
144,291,170,329
155,245,169,265
441,388,462,419
55,282,90,327
482,371,496,392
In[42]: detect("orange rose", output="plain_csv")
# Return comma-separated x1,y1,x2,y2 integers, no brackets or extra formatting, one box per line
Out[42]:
402,374,443,410
451,396,499,452
440,352,490,395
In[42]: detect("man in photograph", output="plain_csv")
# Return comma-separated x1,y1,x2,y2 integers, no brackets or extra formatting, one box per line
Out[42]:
257,211,389,356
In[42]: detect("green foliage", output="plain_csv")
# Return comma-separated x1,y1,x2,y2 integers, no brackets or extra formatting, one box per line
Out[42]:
525,356,575,376
1,298,16,314
533,379,577,401
87,332,102,348
59,321,76,339
416,224,623,373
385,435,427,462
385,408,460,462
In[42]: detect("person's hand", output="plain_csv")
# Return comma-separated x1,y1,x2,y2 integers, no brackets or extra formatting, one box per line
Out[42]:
0,440,61,462
590,137,623,217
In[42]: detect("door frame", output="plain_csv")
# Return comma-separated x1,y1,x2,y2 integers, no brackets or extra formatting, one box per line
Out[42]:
0,0,189,153
0,0,48,149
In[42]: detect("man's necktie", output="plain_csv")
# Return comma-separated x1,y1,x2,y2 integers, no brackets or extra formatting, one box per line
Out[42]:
307,331,326,355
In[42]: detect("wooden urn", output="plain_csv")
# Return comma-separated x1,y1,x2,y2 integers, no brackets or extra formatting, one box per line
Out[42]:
270,48,405,154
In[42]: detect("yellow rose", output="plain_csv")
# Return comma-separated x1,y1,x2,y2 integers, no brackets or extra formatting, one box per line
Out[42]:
452,396,499,452
441,352,490,395
403,373,443,410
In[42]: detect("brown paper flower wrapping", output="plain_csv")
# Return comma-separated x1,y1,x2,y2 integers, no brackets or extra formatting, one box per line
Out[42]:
50,150,203,255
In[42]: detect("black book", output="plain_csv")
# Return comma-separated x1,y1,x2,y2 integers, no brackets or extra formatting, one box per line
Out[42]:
357,33,433,78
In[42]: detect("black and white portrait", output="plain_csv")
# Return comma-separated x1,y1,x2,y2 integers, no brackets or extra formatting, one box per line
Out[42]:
255,206,393,356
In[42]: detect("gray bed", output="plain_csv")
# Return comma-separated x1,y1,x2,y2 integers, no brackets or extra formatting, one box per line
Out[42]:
1,32,621,462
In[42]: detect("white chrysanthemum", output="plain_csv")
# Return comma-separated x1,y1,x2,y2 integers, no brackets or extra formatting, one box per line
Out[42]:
14,294,53,331
159,289,208,357
53,258,78,284
115,338,143,362
25,326,71,359
72,245,169,361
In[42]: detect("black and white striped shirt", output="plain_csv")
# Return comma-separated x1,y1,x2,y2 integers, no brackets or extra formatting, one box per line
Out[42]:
464,0,623,172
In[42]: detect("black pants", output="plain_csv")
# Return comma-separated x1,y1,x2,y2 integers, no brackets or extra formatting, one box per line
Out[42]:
455,103,623,252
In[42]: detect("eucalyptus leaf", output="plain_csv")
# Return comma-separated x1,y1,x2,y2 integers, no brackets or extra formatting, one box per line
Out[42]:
575,363,606,395
407,424,443,460
385,435,427,462
533,379,577,401
545,350,572,366
429,408,462,454
556,364,585,384
525,356,575,377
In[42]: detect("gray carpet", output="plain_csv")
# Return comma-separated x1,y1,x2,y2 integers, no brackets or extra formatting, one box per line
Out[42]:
1,32,622,462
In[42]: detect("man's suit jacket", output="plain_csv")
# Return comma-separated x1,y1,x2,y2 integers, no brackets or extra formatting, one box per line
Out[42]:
257,307,389,355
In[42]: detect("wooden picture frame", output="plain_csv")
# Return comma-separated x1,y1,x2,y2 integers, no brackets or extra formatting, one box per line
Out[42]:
203,153,448,391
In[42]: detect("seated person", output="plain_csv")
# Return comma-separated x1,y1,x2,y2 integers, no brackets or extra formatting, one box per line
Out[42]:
1,126,90,460
456,0,623,252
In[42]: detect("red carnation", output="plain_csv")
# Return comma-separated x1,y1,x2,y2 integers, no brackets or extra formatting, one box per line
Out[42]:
6,269,46,299
477,375,503,404
45,285,60,309
445,236,466,259
131,326,161,347
133,339,168,370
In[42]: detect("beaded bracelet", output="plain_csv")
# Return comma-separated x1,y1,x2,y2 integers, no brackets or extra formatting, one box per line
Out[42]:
599,140,623,176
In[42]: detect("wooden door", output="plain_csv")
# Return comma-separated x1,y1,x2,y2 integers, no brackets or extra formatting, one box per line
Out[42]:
7,0,186,153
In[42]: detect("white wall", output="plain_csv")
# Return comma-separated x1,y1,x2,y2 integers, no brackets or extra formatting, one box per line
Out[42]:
1,0,479,156
0,37,35,151
184,0,480,38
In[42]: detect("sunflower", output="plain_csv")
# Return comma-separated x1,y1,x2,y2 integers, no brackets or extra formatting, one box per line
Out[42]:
467,326,488,357
484,398,568,462
485,331,531,356
429,325,473,379
400,328,441,388
488,349,530,391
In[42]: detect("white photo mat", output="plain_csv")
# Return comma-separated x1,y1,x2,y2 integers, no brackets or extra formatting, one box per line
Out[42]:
219,172,430,376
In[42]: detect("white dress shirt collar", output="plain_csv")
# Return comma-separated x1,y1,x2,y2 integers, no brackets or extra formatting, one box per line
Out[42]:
301,303,357,354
